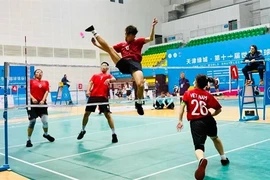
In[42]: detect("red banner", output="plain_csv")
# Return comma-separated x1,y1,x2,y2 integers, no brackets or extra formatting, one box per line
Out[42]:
230,65,239,80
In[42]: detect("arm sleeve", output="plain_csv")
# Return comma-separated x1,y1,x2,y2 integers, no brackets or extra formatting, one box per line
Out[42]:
136,37,146,45
90,75,95,83
184,79,190,90
113,43,122,53
255,52,265,60
243,53,250,61
45,81,50,92
208,95,222,110
182,92,189,103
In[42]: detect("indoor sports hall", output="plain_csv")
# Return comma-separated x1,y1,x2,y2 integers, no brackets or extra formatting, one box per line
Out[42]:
1,0,270,180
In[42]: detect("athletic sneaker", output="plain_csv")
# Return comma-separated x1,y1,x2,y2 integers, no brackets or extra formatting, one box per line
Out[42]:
112,134,118,143
26,140,33,147
195,158,208,180
135,102,144,115
85,25,94,32
43,134,55,142
77,130,86,140
221,158,230,166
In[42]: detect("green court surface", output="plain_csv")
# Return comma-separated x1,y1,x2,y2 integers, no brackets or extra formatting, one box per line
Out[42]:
0,110,270,180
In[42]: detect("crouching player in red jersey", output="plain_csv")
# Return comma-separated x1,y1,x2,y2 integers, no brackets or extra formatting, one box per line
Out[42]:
177,74,229,180
26,69,55,147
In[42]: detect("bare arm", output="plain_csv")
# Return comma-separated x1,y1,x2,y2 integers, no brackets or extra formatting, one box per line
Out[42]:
86,81,94,96
91,38,108,52
109,77,116,82
144,18,158,43
178,102,186,122
177,101,186,131
211,108,221,116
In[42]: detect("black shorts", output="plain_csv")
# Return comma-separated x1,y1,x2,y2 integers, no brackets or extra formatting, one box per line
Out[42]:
85,96,110,113
27,102,48,120
190,116,217,146
116,58,142,74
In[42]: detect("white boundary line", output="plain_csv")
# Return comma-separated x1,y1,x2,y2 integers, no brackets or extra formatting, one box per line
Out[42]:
0,118,177,150
133,138,270,180
0,152,79,180
33,123,233,165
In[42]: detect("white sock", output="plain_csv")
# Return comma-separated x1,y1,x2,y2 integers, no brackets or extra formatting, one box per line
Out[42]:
199,157,203,163
137,99,142,104
28,136,31,140
92,30,99,37
82,126,86,131
220,154,227,160
44,132,48,136
111,128,115,134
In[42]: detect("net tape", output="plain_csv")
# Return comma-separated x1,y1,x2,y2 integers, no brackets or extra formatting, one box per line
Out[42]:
5,89,239,109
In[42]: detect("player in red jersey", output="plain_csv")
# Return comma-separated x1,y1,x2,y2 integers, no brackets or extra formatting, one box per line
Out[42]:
86,18,158,116
77,62,118,143
26,69,55,147
177,74,229,180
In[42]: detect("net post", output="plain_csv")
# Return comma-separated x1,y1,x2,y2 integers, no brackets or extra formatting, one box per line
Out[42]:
0,62,10,171
76,84,79,105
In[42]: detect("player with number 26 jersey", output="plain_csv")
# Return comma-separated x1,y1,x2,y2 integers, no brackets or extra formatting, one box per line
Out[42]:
182,88,222,121
177,74,229,180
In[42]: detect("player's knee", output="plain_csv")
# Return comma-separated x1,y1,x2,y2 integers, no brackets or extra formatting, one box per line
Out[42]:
136,80,144,89
210,136,218,140
195,144,205,152
84,111,91,117
41,115,48,128
28,119,36,129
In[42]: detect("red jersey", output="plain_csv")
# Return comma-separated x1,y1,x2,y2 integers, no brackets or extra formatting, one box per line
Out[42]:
113,38,146,62
30,79,50,101
90,73,113,98
182,88,221,121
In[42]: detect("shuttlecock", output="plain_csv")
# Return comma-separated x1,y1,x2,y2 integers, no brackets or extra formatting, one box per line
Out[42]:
80,32,85,38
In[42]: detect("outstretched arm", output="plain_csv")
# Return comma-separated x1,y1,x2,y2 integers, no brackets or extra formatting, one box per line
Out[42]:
144,18,158,44
91,38,108,52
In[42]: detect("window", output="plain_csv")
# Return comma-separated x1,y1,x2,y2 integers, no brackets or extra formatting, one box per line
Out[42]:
110,0,115,2
119,0,123,4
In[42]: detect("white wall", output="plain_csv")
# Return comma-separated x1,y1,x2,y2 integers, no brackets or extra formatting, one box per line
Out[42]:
183,0,211,16
162,4,240,42
260,0,270,24
239,4,253,28
0,0,164,90
211,0,234,9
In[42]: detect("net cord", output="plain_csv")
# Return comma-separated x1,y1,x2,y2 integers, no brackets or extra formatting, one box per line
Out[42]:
5,89,239,109
7,62,231,69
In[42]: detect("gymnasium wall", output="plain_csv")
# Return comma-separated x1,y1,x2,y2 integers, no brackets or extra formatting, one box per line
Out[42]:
0,0,163,90
162,4,240,42
166,33,270,93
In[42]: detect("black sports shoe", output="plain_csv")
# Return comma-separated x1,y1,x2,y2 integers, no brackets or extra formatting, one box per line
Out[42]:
43,134,55,142
221,158,230,166
195,158,208,180
77,130,86,140
112,134,118,143
135,102,144,115
26,140,33,147
85,25,95,32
